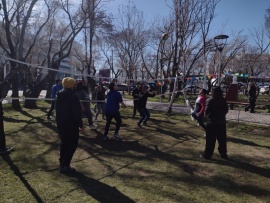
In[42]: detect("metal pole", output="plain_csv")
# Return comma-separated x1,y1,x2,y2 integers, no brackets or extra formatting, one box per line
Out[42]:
218,50,221,86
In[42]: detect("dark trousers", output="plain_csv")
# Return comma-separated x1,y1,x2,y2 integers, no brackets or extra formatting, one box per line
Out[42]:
95,103,105,119
83,102,93,126
191,112,206,131
204,123,227,158
138,108,150,125
133,100,138,116
104,112,122,136
245,101,255,113
57,125,79,167
47,101,55,118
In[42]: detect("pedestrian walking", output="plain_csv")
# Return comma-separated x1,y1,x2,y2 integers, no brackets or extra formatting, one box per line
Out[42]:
55,77,84,173
245,82,257,113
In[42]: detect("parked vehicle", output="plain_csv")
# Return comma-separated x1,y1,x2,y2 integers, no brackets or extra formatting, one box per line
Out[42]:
182,85,202,94
259,86,269,94
117,84,128,91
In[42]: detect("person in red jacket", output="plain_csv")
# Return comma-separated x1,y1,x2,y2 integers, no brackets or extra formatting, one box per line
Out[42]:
191,89,208,131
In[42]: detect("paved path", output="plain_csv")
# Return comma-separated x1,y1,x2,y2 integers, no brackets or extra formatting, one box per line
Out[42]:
124,99,270,126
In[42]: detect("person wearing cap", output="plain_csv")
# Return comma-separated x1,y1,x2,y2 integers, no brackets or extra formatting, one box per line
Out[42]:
47,79,62,120
191,88,208,132
55,77,84,173
131,82,141,118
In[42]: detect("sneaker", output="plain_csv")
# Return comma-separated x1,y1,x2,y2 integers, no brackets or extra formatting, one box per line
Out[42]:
103,135,109,141
137,124,143,128
114,133,121,139
221,154,229,160
143,123,149,127
0,147,13,154
89,124,97,128
60,166,76,174
199,153,211,160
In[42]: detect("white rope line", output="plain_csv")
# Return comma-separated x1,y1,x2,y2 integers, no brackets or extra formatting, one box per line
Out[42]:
1,55,184,82
0,89,190,103
1,55,195,113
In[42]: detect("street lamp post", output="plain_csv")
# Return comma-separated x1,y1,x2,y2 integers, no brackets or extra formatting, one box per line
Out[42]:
214,34,229,86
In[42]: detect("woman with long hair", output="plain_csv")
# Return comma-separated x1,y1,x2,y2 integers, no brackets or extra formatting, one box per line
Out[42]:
202,86,229,160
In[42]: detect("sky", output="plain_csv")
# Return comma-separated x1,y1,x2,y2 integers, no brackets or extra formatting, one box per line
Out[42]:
107,0,270,37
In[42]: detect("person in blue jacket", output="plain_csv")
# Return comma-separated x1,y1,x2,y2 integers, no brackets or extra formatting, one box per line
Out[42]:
55,77,84,173
103,82,126,140
47,79,62,120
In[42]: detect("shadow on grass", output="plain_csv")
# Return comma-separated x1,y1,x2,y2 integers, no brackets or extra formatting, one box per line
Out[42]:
214,157,270,179
227,137,270,150
4,109,58,135
2,154,43,203
65,171,135,203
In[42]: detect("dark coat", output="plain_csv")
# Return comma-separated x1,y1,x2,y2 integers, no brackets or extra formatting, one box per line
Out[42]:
137,91,155,109
56,89,83,131
205,97,228,125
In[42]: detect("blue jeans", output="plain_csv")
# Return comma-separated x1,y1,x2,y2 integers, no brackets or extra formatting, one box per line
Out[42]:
138,108,150,125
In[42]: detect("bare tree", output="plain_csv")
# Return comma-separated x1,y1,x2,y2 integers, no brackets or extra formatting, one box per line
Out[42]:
0,0,53,109
165,0,220,113
109,2,149,83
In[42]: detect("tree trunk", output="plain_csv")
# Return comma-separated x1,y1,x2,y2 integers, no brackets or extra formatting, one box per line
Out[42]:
0,84,7,150
11,74,21,110
24,71,56,108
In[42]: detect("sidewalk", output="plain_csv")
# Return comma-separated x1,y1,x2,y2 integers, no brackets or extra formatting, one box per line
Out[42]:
124,99,270,126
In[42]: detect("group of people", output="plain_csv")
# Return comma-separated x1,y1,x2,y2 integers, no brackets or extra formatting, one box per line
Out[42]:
52,76,259,173
52,77,158,173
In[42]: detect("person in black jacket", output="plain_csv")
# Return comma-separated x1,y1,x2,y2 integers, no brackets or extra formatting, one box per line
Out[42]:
56,77,84,173
137,85,156,128
132,82,141,117
203,86,229,160
95,85,106,120
244,82,257,113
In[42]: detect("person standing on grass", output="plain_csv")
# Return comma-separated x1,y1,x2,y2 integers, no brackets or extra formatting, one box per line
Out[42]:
245,82,257,113
95,85,106,121
103,82,126,141
137,85,156,128
202,86,229,160
75,81,96,128
55,77,84,173
192,89,207,132
132,82,141,118
47,79,62,120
